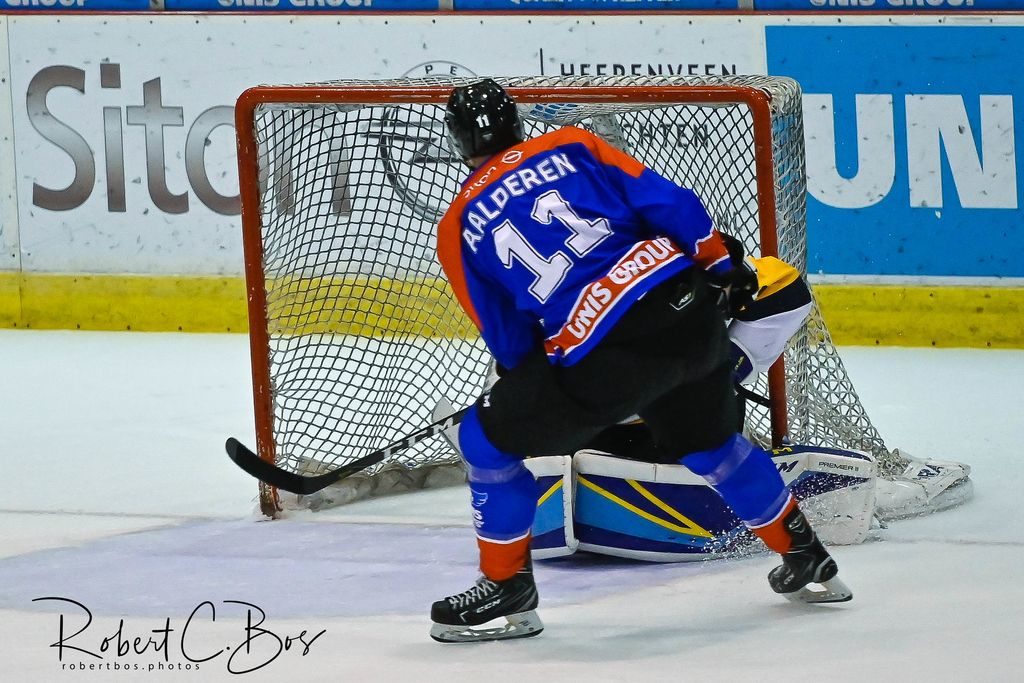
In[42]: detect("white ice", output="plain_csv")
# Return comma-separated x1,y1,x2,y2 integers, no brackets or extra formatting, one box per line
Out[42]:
1,329,1022,681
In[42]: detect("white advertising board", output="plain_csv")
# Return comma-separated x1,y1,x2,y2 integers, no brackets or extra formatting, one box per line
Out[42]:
0,17,19,271
5,14,765,275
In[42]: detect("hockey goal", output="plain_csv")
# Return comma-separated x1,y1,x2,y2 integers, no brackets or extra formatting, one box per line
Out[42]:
235,75,902,517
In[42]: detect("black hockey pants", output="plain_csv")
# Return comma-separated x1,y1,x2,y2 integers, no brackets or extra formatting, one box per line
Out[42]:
476,266,738,463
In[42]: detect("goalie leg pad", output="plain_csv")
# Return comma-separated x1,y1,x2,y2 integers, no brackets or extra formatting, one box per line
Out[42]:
781,446,877,546
553,445,877,562
572,452,730,561
524,456,578,559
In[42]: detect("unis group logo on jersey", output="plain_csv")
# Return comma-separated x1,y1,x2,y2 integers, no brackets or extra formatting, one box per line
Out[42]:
362,61,478,222
767,26,1024,278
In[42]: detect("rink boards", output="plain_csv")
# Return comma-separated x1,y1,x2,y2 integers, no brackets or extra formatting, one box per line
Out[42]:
0,12,1022,345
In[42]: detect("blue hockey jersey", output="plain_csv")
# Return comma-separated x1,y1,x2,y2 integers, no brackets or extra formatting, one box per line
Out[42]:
437,126,731,369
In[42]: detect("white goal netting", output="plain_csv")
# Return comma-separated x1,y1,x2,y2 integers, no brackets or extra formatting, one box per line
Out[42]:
237,75,900,513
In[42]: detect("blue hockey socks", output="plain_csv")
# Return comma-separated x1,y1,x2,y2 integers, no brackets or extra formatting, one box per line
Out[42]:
681,433,796,553
458,406,537,580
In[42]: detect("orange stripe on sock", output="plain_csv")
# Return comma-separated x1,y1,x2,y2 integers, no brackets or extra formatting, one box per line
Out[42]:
751,497,798,554
479,536,531,581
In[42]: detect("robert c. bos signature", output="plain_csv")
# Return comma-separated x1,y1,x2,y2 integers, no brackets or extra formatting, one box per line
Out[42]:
32,597,327,674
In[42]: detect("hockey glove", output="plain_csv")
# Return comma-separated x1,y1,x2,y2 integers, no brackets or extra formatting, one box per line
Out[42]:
718,231,747,266
710,232,759,316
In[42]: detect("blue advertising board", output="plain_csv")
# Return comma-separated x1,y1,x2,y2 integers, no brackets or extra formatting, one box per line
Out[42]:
767,26,1024,278
0,0,148,9
455,0,738,9
163,0,436,9
755,0,1019,9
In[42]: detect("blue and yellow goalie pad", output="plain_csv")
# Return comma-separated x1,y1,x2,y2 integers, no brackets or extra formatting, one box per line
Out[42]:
525,445,877,562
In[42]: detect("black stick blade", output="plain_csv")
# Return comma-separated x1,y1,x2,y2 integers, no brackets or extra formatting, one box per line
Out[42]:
224,438,383,495
224,407,467,497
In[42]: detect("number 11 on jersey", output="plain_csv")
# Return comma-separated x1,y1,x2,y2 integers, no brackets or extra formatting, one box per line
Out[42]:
493,190,612,303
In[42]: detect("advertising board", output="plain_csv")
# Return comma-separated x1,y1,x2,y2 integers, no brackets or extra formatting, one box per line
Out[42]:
5,14,763,275
454,0,737,9
162,0,437,10
767,24,1024,277
754,0,1015,10
0,0,149,10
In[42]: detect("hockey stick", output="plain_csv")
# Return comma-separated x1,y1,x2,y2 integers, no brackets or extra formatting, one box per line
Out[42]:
225,406,470,495
735,382,772,408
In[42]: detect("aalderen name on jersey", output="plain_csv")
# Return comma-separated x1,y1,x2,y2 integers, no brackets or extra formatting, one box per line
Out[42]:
544,237,683,360
461,152,578,253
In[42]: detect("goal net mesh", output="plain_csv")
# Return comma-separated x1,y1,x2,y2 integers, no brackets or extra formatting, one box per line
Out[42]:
240,75,895,510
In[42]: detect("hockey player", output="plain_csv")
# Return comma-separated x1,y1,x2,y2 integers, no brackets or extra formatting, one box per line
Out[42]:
430,79,850,644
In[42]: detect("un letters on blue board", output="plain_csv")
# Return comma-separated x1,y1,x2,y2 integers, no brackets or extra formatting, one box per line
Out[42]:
767,26,1024,278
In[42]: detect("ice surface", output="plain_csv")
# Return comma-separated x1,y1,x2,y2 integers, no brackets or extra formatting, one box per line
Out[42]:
0,331,1021,681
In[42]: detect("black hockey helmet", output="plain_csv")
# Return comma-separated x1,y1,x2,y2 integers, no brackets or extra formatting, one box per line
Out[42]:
444,79,525,164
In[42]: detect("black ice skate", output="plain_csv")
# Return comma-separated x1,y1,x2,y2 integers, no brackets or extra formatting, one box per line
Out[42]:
430,563,543,643
768,508,853,604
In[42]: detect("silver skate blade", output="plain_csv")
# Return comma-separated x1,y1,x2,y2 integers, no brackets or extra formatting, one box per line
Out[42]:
783,576,853,604
430,610,544,643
